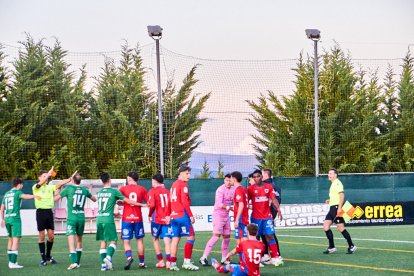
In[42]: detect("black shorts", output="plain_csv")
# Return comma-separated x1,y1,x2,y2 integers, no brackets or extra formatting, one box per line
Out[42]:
325,205,345,224
36,209,55,231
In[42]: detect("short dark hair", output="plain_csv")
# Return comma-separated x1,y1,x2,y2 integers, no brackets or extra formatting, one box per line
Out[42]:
247,223,259,236
224,173,231,178
12,177,23,187
263,168,272,177
248,173,253,178
38,170,48,177
329,168,338,175
152,173,164,184
252,169,262,176
73,174,81,185
179,164,191,173
100,172,111,184
128,171,139,182
231,171,243,183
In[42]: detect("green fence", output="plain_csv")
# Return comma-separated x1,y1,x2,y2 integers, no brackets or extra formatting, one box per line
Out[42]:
1,174,413,208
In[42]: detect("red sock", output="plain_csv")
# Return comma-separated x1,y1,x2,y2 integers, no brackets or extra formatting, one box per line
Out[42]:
269,243,280,258
218,265,226,273
184,241,194,259
171,256,177,262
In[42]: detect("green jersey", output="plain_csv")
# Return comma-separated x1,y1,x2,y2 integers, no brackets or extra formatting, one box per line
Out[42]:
60,185,93,220
96,187,124,224
1,188,24,223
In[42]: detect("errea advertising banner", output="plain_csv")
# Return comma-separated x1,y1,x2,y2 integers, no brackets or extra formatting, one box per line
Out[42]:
346,201,414,226
274,202,414,228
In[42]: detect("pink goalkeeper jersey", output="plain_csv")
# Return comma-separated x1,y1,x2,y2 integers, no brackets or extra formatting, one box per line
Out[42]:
213,184,235,218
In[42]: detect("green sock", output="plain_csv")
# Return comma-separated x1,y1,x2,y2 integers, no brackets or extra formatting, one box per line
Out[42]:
10,251,17,263
107,244,116,258
7,250,11,262
76,248,82,264
99,249,107,263
70,252,77,264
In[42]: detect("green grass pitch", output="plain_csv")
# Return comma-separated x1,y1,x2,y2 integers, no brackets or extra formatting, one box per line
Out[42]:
1,225,414,275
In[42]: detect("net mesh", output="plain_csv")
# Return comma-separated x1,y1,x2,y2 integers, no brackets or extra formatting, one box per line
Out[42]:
0,40,411,178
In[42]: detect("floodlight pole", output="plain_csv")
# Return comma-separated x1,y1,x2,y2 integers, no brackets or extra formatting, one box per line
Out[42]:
313,39,320,177
306,29,321,177
155,38,164,176
148,25,164,175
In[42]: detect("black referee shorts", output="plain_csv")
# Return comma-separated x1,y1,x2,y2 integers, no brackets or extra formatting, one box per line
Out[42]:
325,205,345,224
36,209,55,231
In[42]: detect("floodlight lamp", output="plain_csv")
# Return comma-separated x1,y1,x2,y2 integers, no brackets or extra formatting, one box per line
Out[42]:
147,25,163,39
305,29,321,41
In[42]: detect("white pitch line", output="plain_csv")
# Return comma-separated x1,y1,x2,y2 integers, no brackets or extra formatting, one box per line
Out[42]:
279,234,414,244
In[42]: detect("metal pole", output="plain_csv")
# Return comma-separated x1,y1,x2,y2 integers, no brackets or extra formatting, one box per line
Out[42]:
314,40,319,177
155,39,165,175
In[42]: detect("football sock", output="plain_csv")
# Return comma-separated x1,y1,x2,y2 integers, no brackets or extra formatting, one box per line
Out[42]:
138,254,145,263
10,250,18,263
166,254,171,262
125,250,132,259
261,235,269,254
7,250,11,262
203,236,219,257
69,251,77,264
99,249,107,263
156,253,163,261
274,234,281,255
76,248,82,264
184,240,194,259
340,229,354,247
222,238,230,259
325,229,335,248
107,244,116,258
39,242,46,261
46,240,53,259
268,239,279,258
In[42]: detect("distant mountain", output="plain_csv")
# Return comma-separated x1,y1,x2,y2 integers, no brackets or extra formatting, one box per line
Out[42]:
188,151,258,178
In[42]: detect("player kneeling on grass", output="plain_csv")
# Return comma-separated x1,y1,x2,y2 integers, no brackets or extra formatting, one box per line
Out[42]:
96,173,145,271
211,223,265,276
147,173,173,269
54,173,97,270
1,178,41,269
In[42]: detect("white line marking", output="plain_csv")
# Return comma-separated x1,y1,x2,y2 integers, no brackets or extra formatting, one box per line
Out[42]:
279,234,414,244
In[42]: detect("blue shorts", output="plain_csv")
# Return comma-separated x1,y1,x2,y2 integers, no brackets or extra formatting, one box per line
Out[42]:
121,221,145,240
171,215,194,237
229,264,247,276
151,222,172,239
250,217,275,236
234,222,247,239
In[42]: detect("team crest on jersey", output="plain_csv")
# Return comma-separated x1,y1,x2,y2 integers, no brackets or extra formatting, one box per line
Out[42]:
123,229,129,235
184,187,188,193
236,195,241,200
265,189,269,193
254,190,258,193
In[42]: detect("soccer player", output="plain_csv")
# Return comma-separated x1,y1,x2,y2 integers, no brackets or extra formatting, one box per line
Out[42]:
119,171,148,270
54,173,97,270
231,171,249,245
1,177,40,269
247,169,283,267
323,168,357,254
211,223,265,276
147,173,172,269
199,174,235,266
261,168,282,263
96,172,144,271
169,165,199,271
32,167,75,266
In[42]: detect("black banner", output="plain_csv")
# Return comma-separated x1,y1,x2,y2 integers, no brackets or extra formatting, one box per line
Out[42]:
347,201,414,226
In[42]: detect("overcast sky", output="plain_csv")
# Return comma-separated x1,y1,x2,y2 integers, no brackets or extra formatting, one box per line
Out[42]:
1,0,413,59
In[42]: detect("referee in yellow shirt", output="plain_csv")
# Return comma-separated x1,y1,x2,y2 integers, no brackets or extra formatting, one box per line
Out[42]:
323,168,357,254
32,167,75,266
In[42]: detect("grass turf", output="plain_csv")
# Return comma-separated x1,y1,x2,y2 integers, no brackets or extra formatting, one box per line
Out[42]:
1,225,414,275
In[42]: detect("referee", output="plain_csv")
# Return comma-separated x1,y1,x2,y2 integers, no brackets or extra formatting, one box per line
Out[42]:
323,168,357,254
32,167,74,266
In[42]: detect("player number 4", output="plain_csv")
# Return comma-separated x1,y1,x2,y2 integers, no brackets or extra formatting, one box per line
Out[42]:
171,188,177,202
